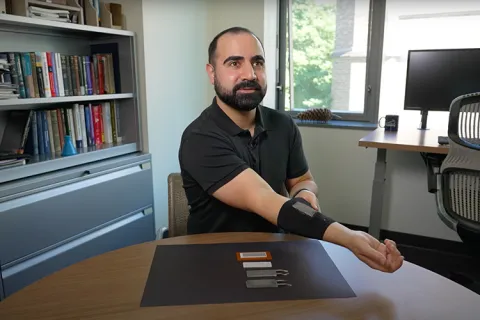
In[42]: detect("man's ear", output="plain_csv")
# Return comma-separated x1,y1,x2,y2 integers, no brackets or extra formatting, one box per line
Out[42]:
206,63,215,85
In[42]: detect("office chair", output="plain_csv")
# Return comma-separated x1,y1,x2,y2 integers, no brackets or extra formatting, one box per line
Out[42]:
435,92,480,292
167,172,190,237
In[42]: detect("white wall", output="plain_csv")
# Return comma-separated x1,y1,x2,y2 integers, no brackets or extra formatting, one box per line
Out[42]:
142,0,210,231
119,0,210,232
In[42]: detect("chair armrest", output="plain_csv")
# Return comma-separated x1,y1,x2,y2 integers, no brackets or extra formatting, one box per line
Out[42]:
421,153,447,193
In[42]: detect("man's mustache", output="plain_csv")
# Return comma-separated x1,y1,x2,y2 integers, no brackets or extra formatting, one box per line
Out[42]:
234,81,261,93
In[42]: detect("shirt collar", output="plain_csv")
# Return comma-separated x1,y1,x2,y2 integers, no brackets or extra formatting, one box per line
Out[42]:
210,97,269,136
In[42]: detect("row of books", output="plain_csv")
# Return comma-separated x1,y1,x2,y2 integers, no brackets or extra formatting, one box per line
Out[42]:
24,101,122,156
1,51,117,100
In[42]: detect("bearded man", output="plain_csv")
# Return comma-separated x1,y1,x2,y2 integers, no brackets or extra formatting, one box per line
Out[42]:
178,27,403,273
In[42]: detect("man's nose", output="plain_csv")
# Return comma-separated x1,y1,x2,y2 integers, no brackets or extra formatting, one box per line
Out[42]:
241,63,257,81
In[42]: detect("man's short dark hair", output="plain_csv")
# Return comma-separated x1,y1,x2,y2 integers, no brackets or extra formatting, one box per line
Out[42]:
208,26,265,65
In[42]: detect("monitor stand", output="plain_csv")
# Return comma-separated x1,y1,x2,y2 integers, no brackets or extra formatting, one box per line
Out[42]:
418,109,429,130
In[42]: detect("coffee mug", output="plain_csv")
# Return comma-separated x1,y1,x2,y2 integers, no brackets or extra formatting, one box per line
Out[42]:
379,115,399,132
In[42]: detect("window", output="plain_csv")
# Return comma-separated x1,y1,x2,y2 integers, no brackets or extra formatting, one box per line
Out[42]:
277,0,386,123
379,1,480,127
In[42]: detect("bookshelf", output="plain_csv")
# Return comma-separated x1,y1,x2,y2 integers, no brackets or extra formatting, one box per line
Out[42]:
0,13,154,299
0,13,142,181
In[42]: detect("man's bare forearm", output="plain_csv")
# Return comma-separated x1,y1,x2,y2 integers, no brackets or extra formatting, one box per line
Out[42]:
322,222,355,248
248,188,289,225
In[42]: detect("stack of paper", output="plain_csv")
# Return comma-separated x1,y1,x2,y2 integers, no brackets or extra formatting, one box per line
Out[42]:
0,53,19,100
28,6,71,23
0,158,26,170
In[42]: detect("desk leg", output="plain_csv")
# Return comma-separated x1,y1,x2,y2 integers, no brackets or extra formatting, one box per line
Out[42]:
368,148,387,239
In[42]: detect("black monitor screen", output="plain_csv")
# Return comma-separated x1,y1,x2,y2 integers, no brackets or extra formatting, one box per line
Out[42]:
404,48,480,111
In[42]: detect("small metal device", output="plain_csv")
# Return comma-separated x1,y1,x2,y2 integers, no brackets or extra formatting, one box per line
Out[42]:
246,279,292,288
246,269,289,278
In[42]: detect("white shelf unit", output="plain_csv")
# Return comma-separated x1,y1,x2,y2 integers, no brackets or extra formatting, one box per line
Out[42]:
0,13,143,182
0,13,134,37
0,93,133,110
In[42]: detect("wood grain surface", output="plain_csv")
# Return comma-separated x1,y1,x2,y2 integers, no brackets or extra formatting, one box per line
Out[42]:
1,232,479,319
359,128,449,154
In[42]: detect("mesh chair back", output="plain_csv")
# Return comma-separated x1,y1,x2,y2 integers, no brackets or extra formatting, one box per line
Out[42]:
440,93,480,231
167,173,190,237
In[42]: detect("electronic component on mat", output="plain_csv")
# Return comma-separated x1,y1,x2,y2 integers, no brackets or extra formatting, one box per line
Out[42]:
245,279,292,288
246,269,289,278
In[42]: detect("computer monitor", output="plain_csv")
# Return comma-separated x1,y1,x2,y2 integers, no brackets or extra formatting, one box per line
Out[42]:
404,48,480,130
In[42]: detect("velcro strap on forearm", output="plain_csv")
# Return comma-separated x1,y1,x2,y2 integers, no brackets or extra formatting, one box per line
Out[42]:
277,198,335,240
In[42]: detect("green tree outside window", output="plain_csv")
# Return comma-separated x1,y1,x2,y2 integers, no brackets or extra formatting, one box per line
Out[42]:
286,0,335,111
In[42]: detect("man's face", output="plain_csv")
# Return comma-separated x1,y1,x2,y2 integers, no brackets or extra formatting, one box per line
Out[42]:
207,32,267,111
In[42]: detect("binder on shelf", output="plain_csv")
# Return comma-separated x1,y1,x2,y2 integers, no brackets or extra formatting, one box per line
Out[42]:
100,2,123,30
84,0,98,26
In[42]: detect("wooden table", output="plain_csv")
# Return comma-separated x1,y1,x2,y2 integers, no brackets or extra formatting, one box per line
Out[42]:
359,127,449,154
359,127,449,238
1,232,479,319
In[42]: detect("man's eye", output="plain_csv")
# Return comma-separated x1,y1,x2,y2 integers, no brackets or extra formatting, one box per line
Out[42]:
254,61,264,67
230,61,238,67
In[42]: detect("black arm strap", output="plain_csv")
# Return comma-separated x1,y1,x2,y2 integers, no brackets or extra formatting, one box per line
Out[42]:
277,198,335,240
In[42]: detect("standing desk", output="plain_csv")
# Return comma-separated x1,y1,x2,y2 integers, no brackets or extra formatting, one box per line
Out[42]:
358,127,449,239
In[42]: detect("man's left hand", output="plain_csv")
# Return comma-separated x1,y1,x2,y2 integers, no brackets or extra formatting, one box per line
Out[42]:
295,189,319,211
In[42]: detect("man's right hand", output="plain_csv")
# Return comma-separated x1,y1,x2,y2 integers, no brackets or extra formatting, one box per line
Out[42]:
345,230,404,273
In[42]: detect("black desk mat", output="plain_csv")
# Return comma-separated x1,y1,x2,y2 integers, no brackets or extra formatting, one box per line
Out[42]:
140,239,356,307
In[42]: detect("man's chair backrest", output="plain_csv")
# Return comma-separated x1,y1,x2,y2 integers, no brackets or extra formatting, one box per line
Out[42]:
436,92,480,239
167,173,189,237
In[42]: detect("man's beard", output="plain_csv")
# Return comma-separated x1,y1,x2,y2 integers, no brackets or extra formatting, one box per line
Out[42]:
214,77,266,112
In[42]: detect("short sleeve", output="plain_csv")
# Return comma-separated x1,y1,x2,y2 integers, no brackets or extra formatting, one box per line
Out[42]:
286,119,309,179
180,131,249,195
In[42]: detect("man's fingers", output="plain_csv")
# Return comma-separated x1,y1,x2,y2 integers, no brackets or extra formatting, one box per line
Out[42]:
357,254,389,272
360,245,387,266
377,243,388,256
388,254,404,270
385,240,401,256
302,195,318,210
360,252,404,273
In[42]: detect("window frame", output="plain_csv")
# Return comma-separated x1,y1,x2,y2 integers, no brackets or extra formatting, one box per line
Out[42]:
276,0,387,124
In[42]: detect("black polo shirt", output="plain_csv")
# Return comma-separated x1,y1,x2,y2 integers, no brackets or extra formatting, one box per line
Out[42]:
179,98,309,234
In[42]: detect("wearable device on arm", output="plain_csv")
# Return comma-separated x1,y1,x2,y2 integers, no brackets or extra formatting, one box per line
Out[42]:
277,197,335,240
